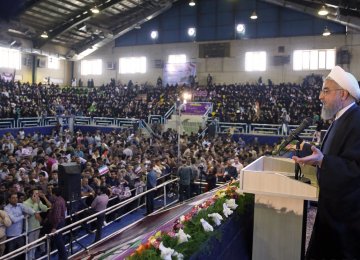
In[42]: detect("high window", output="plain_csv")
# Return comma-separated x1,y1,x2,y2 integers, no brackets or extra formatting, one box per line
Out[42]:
119,57,147,74
293,49,335,71
168,54,187,64
245,51,266,71
0,47,21,70
48,56,60,69
80,59,102,75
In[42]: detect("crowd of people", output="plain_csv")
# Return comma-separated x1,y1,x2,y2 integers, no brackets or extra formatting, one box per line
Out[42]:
0,118,277,259
0,73,330,259
0,74,325,126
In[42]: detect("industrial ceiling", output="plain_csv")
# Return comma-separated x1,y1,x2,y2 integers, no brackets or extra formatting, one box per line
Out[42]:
0,0,358,59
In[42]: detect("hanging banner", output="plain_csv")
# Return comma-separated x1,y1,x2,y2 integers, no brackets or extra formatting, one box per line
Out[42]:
163,62,196,86
182,102,212,115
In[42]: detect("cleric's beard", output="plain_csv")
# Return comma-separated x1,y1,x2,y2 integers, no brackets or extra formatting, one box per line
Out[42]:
321,100,342,120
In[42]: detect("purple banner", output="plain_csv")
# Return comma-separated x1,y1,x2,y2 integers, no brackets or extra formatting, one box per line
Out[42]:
182,102,212,115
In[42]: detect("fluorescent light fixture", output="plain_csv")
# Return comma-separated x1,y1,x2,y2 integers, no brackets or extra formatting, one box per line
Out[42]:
91,6,100,13
250,11,258,20
236,24,245,33
318,5,328,16
189,0,195,6
41,31,48,38
322,27,331,36
188,27,196,37
150,30,158,39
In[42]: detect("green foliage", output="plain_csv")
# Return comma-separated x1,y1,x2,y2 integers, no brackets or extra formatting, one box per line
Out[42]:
128,184,253,260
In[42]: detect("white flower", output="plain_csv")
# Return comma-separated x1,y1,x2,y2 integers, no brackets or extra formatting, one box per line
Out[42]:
208,213,223,226
200,218,214,232
179,215,185,223
176,228,191,244
173,251,184,260
159,242,174,260
223,203,233,218
226,199,238,210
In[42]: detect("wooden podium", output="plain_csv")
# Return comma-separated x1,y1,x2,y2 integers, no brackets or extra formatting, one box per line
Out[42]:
240,156,318,260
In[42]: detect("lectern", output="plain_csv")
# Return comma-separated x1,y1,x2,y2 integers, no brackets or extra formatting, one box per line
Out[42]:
240,156,318,260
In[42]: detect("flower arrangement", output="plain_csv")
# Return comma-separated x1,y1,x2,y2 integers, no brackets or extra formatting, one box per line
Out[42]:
127,181,253,260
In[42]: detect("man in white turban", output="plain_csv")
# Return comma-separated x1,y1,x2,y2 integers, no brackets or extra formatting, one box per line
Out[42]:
293,66,360,259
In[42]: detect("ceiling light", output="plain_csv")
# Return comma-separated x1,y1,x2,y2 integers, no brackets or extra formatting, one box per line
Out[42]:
189,0,195,7
134,24,141,30
91,6,100,14
41,31,48,38
322,27,331,36
236,24,245,33
188,27,196,37
150,30,158,39
250,11,258,20
318,5,328,16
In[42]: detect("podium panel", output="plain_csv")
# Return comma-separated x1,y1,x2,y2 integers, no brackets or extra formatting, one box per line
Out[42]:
240,156,318,260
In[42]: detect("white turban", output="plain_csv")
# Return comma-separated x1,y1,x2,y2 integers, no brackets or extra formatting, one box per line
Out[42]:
326,66,360,101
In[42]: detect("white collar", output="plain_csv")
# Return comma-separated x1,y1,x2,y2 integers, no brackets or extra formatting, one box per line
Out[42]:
335,102,355,120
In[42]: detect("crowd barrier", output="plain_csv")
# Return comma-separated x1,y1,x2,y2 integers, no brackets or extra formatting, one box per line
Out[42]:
0,116,316,139
0,174,180,260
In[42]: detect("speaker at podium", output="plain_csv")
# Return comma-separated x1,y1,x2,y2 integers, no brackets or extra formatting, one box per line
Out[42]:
58,163,81,201
240,156,318,260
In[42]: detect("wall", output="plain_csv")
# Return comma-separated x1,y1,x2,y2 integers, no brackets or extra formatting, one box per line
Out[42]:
73,33,360,86
0,37,72,86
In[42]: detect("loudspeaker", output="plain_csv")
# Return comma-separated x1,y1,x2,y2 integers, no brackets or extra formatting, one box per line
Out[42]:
58,163,81,201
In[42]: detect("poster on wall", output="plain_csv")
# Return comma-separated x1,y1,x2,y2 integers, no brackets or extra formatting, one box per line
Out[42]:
163,62,196,86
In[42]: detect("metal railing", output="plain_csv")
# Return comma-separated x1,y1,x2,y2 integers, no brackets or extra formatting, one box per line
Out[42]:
0,116,316,137
0,176,179,260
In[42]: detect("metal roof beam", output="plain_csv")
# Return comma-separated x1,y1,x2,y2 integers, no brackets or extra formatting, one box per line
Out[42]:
33,0,134,48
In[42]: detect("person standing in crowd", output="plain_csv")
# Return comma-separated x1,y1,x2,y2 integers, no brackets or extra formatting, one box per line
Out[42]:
232,156,244,176
206,160,217,191
4,193,35,260
190,157,199,197
177,158,192,202
145,162,157,215
281,109,290,135
23,188,51,260
47,187,67,260
293,66,360,259
0,208,11,256
223,158,238,181
91,186,109,243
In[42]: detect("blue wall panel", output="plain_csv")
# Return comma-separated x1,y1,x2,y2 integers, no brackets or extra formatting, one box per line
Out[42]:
198,27,216,41
198,13,216,27
216,25,234,40
115,0,346,47
217,12,234,26
162,30,180,43
257,22,279,38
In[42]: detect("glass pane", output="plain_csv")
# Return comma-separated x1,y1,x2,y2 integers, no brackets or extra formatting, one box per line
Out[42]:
310,50,318,70
326,49,335,69
168,54,186,64
302,51,310,70
318,51,326,69
245,51,266,71
293,50,302,71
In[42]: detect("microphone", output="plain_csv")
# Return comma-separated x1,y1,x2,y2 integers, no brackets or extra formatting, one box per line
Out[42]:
276,117,313,154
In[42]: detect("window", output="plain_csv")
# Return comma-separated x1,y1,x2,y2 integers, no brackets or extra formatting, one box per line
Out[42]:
168,54,187,64
293,49,335,71
245,51,266,71
119,57,146,74
80,59,102,75
0,47,21,70
48,56,60,69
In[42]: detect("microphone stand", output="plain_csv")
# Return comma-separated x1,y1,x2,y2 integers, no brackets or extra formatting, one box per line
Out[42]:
294,135,303,180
